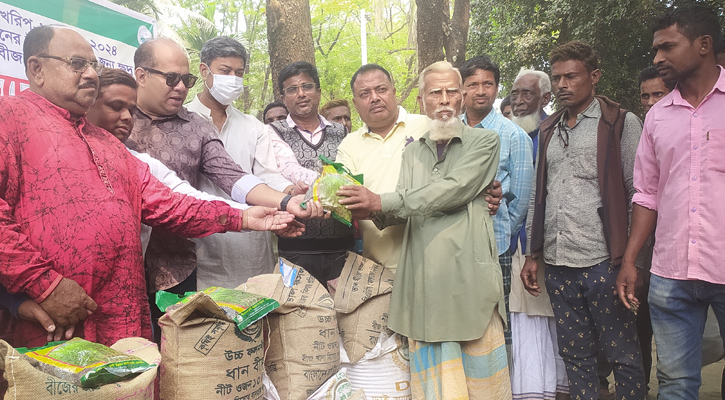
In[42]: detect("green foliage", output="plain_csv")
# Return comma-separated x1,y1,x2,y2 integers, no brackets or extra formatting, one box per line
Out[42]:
108,0,421,127
468,0,724,114
110,0,161,18
170,0,272,116
310,0,420,128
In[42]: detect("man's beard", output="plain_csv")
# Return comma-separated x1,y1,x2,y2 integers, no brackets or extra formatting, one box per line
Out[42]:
512,110,542,134
427,106,464,143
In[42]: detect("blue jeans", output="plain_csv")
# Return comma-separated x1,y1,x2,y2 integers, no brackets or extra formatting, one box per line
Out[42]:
648,274,725,399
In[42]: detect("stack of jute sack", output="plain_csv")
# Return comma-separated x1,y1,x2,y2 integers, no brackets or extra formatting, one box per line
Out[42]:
331,252,412,400
243,253,411,400
158,252,411,400
0,255,408,400
242,265,341,400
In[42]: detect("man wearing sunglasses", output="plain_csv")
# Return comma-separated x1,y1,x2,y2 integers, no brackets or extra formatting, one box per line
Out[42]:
0,26,300,348
520,41,645,399
267,61,354,287
125,38,325,342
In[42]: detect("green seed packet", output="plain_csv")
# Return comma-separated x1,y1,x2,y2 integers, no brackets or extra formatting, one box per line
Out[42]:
156,286,279,331
17,338,154,387
301,155,363,227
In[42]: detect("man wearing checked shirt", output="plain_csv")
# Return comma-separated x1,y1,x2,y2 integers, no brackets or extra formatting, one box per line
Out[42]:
459,55,534,354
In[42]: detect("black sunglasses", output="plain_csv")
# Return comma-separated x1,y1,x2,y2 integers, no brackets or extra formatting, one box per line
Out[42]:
144,67,198,88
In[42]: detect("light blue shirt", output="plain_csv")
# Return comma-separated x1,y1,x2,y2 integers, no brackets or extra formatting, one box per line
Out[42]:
462,109,534,255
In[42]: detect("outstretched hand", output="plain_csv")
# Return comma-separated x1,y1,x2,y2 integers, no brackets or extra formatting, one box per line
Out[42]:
286,195,328,219
272,219,305,238
244,206,297,231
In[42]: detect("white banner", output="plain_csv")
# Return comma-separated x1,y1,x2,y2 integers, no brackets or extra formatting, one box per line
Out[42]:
0,0,155,96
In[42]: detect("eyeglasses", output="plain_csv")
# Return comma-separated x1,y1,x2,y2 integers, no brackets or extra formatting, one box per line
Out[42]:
557,119,570,148
284,83,317,96
37,55,104,75
144,67,198,88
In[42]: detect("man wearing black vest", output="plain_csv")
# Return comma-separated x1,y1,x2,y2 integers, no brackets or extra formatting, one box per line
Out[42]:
520,41,646,399
267,62,354,286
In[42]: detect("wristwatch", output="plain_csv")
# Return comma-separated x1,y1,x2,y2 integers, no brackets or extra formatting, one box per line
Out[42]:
279,194,293,211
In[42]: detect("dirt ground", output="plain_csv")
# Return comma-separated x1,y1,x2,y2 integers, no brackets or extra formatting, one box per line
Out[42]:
606,346,725,399
599,340,723,399
644,358,724,400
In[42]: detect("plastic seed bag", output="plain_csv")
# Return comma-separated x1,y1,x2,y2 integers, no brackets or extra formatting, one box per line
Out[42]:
156,286,279,331
17,337,154,387
302,155,363,227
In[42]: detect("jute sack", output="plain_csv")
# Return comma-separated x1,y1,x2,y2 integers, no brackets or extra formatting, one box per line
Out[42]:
340,332,411,400
0,337,159,400
159,291,265,400
242,265,340,400
332,252,394,363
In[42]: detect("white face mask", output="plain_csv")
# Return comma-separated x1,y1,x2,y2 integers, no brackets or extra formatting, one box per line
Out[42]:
205,67,244,106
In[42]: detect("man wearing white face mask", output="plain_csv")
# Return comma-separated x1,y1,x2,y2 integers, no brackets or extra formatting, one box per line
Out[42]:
187,36,305,289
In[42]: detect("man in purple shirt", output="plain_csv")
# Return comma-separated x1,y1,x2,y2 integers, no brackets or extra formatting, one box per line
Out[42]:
617,5,725,398
126,38,323,342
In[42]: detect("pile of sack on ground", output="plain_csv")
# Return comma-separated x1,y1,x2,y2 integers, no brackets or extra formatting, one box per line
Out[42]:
0,252,411,400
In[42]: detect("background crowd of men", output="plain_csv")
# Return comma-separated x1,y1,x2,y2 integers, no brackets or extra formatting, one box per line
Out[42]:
0,3,723,400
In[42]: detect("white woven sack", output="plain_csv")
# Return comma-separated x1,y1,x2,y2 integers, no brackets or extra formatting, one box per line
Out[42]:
340,332,411,400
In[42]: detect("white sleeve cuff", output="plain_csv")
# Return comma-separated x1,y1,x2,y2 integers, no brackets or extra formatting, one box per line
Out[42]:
231,174,264,204
224,199,250,210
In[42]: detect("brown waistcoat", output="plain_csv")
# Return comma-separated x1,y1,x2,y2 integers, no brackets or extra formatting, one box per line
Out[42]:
530,96,630,266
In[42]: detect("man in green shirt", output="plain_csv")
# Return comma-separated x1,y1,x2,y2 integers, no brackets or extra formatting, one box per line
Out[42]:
338,61,510,400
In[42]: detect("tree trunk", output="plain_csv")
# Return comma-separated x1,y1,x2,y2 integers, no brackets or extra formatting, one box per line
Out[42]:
261,63,271,106
415,0,446,72
447,0,470,67
373,0,384,37
415,0,471,70
266,0,315,99
407,1,417,49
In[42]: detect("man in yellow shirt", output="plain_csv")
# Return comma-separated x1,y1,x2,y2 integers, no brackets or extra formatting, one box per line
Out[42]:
336,64,502,273
335,64,428,273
